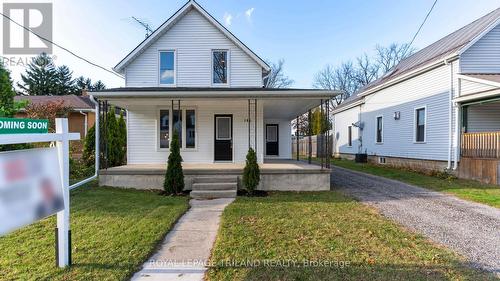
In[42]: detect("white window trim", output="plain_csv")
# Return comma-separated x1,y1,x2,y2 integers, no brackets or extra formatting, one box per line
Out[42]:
414,106,427,144
347,125,352,147
375,115,383,144
158,50,177,87
156,106,198,152
211,49,230,87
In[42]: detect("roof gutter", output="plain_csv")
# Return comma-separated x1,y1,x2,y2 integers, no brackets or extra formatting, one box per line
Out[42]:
358,54,459,98
332,99,364,114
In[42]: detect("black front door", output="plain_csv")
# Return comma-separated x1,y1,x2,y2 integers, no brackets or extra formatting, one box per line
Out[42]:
266,124,279,156
214,115,233,161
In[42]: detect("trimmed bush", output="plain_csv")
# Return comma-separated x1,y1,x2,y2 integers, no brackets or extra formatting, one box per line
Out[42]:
163,131,184,195
242,148,260,194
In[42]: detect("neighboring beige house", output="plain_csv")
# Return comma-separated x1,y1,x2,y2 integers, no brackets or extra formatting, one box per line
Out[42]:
14,94,96,140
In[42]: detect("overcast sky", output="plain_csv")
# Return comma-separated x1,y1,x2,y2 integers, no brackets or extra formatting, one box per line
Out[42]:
2,0,500,89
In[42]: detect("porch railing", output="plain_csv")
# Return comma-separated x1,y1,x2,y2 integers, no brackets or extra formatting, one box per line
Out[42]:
461,132,500,158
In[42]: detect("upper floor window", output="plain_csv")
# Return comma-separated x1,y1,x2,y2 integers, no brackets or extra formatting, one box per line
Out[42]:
415,107,426,142
212,50,228,85
376,116,383,143
159,51,175,85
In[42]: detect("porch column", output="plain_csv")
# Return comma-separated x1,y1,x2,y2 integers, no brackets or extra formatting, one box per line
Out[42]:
254,99,257,155
296,116,300,161
320,99,324,169
308,109,312,164
326,99,330,168
102,100,109,170
248,99,250,149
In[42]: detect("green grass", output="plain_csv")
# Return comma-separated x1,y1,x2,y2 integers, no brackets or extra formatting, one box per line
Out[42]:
330,158,500,208
207,192,495,281
0,183,189,281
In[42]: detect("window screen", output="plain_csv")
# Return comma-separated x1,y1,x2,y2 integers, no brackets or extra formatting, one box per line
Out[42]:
376,116,383,143
213,50,228,84
216,117,231,140
348,126,352,147
266,126,277,142
159,51,174,85
186,110,195,148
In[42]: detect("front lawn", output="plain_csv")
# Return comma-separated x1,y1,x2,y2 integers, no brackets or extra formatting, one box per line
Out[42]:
0,183,189,280
331,158,500,208
207,192,494,280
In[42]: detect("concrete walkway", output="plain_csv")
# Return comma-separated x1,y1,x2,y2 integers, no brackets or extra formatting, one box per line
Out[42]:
131,198,234,281
331,166,500,274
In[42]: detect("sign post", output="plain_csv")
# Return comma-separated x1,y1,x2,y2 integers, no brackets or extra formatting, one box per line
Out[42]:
0,118,79,268
55,119,71,267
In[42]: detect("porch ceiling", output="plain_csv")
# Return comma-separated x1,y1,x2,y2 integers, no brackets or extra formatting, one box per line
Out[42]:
263,99,323,120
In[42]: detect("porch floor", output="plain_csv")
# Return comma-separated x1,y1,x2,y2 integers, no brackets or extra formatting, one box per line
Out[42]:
100,159,329,175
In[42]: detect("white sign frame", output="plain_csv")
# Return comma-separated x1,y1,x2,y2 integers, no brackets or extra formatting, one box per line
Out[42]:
0,118,79,268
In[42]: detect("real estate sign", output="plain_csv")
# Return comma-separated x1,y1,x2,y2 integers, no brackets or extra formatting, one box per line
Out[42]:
0,148,64,235
0,118,49,134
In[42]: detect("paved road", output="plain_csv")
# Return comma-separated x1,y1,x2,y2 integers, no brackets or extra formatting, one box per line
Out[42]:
331,166,500,275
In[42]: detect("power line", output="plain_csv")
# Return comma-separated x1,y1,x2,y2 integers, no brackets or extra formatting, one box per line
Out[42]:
0,11,124,79
402,0,438,58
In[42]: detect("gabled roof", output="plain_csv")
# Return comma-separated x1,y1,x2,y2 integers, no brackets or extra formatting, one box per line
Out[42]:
14,95,95,110
114,0,270,74
359,7,500,97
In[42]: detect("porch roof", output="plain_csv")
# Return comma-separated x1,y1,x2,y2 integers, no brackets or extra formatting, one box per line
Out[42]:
90,87,340,99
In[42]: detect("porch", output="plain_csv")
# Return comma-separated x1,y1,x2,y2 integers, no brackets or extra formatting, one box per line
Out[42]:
99,159,331,191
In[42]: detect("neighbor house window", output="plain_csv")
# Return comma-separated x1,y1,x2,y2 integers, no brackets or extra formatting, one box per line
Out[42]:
212,50,228,84
348,126,352,147
159,51,175,85
376,116,383,143
159,109,196,149
159,110,170,148
415,107,426,142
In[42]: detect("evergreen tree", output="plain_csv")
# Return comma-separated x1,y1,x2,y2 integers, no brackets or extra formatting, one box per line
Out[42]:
117,111,127,165
83,125,96,166
106,108,120,166
242,148,260,195
18,53,59,95
0,64,16,117
163,131,184,195
93,80,106,90
55,65,75,95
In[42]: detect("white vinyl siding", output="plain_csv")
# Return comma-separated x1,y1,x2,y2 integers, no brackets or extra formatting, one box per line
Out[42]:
127,100,264,164
460,79,497,96
461,23,500,73
263,119,292,159
125,9,263,87
333,106,361,155
360,63,458,161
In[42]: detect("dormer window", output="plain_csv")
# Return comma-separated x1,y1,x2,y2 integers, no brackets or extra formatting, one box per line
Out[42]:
212,50,228,85
159,51,175,85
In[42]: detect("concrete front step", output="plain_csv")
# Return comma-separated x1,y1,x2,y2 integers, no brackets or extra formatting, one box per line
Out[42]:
192,182,237,191
190,190,237,199
193,176,238,184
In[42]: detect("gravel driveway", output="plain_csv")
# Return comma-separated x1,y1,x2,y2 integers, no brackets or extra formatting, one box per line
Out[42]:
331,165,500,274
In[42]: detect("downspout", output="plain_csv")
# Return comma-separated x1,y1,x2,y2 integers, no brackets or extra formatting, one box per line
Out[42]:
79,110,88,138
69,96,100,189
453,79,462,170
446,59,453,170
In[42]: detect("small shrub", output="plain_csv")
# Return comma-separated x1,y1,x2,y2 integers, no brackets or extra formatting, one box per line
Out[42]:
163,131,184,195
242,148,260,195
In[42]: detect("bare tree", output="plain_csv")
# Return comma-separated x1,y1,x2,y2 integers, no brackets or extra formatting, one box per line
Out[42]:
375,43,416,73
265,59,294,88
313,62,357,106
354,54,380,86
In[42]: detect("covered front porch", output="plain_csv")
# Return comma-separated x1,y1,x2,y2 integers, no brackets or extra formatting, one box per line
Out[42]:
99,159,331,191
455,74,500,184
92,87,338,191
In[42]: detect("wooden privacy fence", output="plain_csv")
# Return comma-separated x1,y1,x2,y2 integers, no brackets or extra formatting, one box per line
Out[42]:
292,134,333,158
461,132,500,158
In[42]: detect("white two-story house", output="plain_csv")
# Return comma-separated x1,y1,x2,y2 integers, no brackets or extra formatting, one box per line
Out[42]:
332,8,500,185
93,0,337,192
